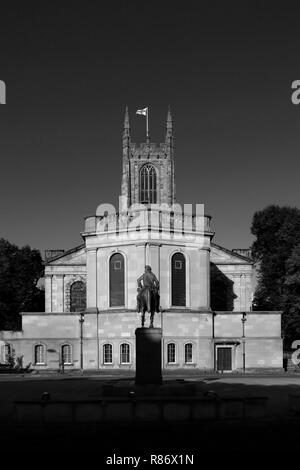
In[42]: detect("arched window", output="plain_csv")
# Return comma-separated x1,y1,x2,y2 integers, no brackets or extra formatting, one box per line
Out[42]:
120,343,130,364
171,252,186,306
70,281,86,312
1,343,14,365
4,343,12,364
109,253,125,307
167,343,176,363
140,164,157,204
34,344,45,365
1,344,16,365
185,343,193,363
61,344,72,365
103,344,113,364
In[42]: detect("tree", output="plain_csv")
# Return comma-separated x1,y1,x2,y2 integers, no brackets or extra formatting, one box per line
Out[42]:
251,205,300,346
0,238,44,330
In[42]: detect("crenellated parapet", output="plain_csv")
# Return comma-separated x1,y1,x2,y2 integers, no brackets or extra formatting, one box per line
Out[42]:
83,209,213,240
129,142,170,159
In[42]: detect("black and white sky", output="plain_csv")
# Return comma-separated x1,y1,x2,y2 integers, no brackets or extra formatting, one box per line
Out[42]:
0,1,299,253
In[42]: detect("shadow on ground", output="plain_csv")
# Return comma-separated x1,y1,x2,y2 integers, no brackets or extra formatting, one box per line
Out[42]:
0,374,300,463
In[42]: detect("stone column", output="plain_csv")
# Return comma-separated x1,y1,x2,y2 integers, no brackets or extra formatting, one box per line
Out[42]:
245,274,253,311
159,246,169,309
86,248,98,312
131,244,146,310
233,274,241,311
45,275,52,313
97,248,106,310
55,275,64,312
196,248,210,310
147,243,160,278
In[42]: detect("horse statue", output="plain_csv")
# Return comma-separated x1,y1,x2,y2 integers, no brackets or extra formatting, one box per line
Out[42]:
136,265,160,328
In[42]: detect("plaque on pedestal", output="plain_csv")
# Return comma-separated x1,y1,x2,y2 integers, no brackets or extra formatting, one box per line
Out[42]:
135,327,162,385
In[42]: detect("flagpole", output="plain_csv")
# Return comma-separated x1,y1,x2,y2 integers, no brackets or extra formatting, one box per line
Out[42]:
146,107,149,143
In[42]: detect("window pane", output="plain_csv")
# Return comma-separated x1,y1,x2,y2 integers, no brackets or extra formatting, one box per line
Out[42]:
5,344,11,363
140,164,157,204
185,343,193,363
110,253,125,307
120,343,130,363
172,253,186,306
35,345,44,364
167,343,176,363
104,344,112,364
62,345,72,364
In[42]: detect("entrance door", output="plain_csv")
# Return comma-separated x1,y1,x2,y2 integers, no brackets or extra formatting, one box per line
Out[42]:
217,347,232,371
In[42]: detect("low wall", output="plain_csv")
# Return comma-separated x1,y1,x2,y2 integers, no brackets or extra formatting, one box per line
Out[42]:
14,396,268,424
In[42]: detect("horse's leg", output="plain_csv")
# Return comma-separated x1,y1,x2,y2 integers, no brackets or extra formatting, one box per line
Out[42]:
149,311,154,328
141,310,145,327
149,295,154,328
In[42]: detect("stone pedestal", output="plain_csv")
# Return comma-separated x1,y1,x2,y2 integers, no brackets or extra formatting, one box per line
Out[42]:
135,327,162,385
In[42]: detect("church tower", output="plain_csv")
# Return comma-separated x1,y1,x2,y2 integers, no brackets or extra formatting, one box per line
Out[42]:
121,107,176,211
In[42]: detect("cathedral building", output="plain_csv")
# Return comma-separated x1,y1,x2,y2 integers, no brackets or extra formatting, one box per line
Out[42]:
0,109,283,372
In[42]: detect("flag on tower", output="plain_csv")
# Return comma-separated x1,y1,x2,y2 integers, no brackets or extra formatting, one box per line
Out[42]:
136,107,148,116
136,107,149,140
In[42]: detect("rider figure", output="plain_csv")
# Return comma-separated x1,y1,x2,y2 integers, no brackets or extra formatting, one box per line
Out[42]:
137,265,160,314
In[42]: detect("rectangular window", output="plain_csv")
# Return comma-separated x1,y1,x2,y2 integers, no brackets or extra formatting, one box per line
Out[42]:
4,344,13,364
62,345,72,364
120,344,130,364
167,343,176,363
113,261,121,270
103,344,113,364
175,260,182,269
185,343,193,363
35,345,45,365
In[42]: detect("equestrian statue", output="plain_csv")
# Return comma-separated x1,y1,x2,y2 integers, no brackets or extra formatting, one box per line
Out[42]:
136,265,160,328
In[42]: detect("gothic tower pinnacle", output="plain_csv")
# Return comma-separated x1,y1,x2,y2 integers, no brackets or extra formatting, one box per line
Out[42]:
121,106,131,211
123,105,131,150
165,106,174,156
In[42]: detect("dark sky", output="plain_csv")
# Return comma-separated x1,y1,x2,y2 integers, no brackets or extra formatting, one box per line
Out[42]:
0,1,300,254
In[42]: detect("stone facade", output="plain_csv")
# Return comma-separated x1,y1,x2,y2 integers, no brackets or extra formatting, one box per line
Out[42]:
0,310,282,371
0,109,283,372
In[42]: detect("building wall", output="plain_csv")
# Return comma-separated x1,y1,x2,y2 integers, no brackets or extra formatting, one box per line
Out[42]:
83,240,211,313
45,270,87,313
0,311,282,371
213,264,253,311
44,243,254,315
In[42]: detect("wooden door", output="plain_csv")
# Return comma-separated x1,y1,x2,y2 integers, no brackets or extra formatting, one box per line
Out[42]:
217,347,232,371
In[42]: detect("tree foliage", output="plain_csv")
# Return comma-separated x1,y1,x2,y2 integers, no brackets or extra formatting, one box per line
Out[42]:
0,238,44,330
251,205,300,345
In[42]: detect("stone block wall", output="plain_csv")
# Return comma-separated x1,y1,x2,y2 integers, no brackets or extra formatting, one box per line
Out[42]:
214,264,253,311
0,310,282,372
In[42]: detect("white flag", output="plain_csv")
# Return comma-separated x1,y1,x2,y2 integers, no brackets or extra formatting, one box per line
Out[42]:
136,107,148,116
